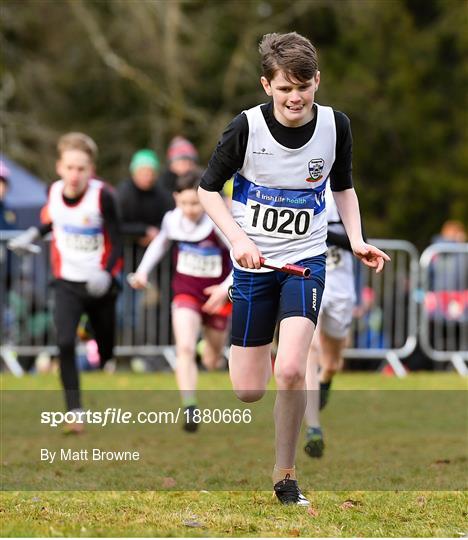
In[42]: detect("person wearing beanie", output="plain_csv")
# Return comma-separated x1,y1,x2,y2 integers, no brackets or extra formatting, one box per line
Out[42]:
159,136,199,193
130,149,160,177
117,149,174,247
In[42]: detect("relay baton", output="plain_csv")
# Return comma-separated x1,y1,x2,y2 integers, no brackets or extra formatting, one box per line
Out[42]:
260,257,311,278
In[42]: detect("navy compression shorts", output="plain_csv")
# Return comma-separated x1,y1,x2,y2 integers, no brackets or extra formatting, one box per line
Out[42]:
230,254,326,347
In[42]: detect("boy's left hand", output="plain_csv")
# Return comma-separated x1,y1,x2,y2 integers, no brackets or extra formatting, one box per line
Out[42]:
352,241,391,273
86,270,112,297
202,284,228,314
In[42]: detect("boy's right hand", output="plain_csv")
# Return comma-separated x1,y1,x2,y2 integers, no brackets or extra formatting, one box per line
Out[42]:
7,227,41,255
231,233,262,270
127,272,148,289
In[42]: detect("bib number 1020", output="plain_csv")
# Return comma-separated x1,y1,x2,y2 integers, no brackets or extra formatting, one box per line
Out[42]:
247,202,312,239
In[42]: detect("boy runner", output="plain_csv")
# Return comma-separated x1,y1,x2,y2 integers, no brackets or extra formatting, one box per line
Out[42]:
198,32,389,505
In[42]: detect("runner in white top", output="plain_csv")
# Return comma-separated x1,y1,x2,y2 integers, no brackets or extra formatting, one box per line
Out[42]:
8,133,122,433
198,32,389,506
230,101,336,269
129,170,232,432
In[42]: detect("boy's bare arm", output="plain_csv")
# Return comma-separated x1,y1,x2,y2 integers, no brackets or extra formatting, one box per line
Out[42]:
198,187,262,269
333,188,390,273
332,188,364,245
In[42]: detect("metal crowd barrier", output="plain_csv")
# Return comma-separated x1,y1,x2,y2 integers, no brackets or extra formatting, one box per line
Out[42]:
419,243,468,375
0,231,174,373
344,239,419,377
0,231,465,377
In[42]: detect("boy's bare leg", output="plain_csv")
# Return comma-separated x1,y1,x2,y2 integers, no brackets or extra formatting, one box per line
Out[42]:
319,332,346,383
273,317,315,479
303,329,325,458
172,307,202,402
202,326,228,370
304,331,321,428
229,344,272,403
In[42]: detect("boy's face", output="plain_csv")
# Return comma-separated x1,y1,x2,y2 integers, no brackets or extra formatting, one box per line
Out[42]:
261,70,320,128
56,149,94,197
173,188,204,223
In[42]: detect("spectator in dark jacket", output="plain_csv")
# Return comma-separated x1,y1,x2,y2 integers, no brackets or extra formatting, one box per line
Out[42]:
159,136,199,193
117,149,174,247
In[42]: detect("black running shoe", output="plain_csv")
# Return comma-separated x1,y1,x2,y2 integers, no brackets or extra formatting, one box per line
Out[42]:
304,426,324,458
183,405,199,433
274,474,310,506
319,380,332,410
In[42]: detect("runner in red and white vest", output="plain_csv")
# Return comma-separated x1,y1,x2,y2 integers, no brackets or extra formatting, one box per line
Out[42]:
44,177,121,281
8,133,122,429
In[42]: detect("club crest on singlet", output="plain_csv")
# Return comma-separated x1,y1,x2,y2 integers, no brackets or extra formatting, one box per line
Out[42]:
306,158,325,183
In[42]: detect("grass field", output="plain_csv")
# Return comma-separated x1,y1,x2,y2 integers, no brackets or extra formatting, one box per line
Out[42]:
1,371,467,537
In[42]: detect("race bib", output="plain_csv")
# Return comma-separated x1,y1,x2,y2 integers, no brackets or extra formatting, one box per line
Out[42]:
177,245,222,278
326,246,344,270
244,185,321,240
63,232,103,252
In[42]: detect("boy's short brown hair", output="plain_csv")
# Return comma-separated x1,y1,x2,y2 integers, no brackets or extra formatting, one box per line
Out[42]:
175,168,203,193
259,32,318,83
57,132,98,163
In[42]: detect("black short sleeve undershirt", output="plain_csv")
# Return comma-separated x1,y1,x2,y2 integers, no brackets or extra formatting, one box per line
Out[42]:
200,101,353,193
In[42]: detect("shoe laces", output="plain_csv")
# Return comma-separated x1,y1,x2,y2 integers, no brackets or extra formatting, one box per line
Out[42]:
276,474,301,496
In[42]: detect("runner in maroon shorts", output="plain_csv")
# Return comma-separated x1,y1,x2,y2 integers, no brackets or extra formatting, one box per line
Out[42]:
129,169,232,431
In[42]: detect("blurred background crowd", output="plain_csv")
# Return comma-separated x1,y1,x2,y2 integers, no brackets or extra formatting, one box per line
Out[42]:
1,0,466,248
0,0,466,375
